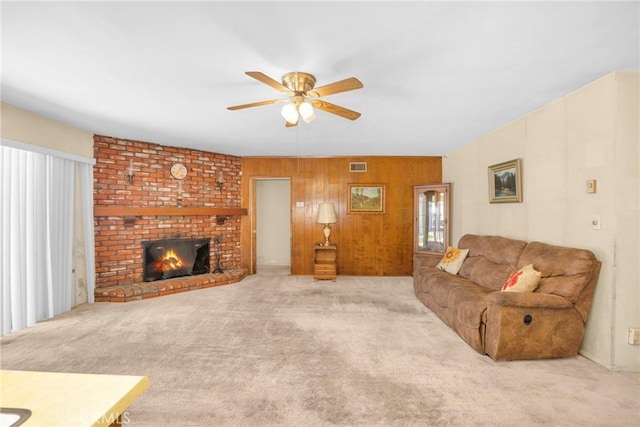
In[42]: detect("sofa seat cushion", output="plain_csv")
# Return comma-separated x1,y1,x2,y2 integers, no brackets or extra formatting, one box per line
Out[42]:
448,286,493,353
414,269,473,308
449,285,493,328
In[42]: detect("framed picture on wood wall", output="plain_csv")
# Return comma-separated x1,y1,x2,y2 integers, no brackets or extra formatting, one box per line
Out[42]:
348,184,386,214
488,158,522,203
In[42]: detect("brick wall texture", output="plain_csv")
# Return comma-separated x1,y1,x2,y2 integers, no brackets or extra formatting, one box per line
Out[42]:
93,135,243,288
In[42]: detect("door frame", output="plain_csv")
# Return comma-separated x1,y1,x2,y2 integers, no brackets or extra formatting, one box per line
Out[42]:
249,177,292,274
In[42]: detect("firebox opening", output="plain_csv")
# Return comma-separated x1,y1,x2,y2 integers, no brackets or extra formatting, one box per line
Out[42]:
142,238,210,282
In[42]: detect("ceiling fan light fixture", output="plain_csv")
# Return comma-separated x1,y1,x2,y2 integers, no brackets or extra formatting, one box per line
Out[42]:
281,102,299,124
299,102,315,123
229,71,363,124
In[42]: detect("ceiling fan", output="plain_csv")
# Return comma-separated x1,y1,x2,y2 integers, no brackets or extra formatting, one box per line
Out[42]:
227,71,363,127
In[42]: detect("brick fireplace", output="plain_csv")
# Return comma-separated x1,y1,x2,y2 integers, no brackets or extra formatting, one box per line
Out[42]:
93,135,247,302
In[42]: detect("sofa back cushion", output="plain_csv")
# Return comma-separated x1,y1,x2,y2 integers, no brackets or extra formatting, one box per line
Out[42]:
457,234,528,291
517,241,599,304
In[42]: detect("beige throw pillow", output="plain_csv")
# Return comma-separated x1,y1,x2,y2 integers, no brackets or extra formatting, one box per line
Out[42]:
501,264,542,292
436,247,469,275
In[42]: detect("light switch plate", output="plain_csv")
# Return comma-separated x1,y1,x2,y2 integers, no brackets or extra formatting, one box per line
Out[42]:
586,179,597,193
591,216,601,230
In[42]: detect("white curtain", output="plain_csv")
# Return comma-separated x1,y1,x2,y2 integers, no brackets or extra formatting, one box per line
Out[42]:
79,162,96,304
0,142,95,335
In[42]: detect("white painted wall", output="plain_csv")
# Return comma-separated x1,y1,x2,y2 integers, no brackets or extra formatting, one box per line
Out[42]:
443,71,639,371
256,179,291,267
1,102,95,305
1,103,94,156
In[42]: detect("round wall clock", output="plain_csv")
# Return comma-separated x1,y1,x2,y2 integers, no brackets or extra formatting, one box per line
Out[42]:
170,163,187,180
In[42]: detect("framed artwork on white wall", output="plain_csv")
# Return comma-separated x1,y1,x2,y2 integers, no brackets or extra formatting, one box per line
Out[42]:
488,158,522,203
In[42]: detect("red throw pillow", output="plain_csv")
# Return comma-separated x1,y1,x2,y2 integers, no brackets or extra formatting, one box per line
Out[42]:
501,264,541,292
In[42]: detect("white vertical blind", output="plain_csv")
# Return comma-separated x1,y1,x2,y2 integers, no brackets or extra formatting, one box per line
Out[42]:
47,156,75,316
79,162,96,303
0,142,95,335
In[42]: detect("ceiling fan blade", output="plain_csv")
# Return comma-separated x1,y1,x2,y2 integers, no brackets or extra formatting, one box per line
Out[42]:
227,99,286,110
307,77,363,98
311,100,361,120
245,71,291,93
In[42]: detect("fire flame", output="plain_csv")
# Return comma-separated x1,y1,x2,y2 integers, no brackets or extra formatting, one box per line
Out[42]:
156,249,184,272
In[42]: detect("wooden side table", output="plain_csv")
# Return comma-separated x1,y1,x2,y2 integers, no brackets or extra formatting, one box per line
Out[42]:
314,244,337,281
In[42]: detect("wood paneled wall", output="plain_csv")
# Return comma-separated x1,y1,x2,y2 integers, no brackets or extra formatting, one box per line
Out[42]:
241,156,442,276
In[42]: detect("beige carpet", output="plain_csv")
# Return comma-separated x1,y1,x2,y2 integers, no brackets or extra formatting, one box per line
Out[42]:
1,275,638,426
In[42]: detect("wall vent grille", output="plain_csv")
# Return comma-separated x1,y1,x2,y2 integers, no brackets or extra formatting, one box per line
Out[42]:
349,162,367,172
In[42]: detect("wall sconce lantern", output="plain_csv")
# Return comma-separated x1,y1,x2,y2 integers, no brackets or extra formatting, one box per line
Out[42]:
176,180,184,208
215,171,224,190
125,160,135,184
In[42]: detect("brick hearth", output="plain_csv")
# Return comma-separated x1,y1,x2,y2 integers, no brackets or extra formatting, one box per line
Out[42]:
94,269,247,302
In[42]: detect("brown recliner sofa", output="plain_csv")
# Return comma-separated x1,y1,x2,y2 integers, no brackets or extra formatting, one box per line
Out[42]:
413,234,601,360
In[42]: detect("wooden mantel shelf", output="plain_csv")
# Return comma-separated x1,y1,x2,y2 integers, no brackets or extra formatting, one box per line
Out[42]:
94,206,247,217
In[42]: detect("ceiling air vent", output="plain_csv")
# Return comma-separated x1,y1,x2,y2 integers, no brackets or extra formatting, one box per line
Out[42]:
349,162,367,172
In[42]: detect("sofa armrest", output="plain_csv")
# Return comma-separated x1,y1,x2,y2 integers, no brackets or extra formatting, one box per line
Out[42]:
487,291,573,309
485,291,584,360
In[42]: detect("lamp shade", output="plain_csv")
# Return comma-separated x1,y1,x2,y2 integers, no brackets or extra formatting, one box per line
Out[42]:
299,102,315,123
316,203,337,224
281,103,299,124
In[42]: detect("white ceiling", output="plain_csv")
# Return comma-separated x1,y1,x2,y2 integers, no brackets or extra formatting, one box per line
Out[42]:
2,1,638,157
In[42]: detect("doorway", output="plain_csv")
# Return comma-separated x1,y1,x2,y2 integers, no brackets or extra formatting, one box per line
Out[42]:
255,179,291,275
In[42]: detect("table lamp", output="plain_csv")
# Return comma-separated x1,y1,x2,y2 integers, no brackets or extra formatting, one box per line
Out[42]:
316,203,337,246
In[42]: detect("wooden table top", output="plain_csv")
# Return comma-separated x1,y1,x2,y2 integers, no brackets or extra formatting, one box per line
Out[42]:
0,370,149,426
